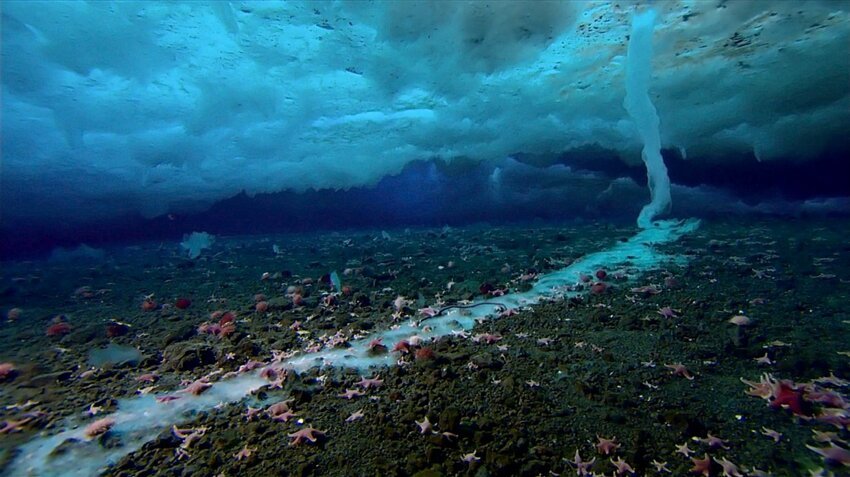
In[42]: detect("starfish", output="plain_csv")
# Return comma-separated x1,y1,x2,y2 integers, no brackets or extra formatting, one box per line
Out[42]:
5,400,40,411
271,410,297,422
461,450,480,463
234,445,254,461
85,403,103,416
690,454,712,476
675,442,694,457
810,429,842,443
499,308,519,318
245,406,263,421
806,443,850,467
596,435,620,455
569,449,596,475
698,433,729,449
536,337,554,346
657,306,679,319
415,416,433,434
338,389,365,399
288,427,325,446
0,418,32,434
418,307,439,317
610,456,635,475
664,363,695,380
180,379,213,396
716,457,744,477
651,459,670,473
172,425,208,449
355,376,383,389
345,409,365,422
472,333,502,344
136,373,159,383
761,427,782,442
754,353,774,365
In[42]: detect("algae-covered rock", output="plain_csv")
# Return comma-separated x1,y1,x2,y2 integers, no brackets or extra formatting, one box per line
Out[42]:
162,342,215,371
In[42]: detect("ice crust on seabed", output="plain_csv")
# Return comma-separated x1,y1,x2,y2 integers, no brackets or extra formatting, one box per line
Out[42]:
8,219,698,477
1,2,848,223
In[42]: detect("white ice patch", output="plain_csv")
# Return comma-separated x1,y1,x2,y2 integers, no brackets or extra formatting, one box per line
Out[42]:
8,219,699,476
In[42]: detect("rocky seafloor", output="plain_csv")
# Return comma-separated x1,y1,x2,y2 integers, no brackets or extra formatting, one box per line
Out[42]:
1,218,848,477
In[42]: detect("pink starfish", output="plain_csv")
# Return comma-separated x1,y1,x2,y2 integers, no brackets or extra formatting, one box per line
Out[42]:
355,376,383,389
338,389,365,399
0,418,32,434
271,410,297,422
136,373,158,383
806,443,850,467
568,449,595,475
716,457,744,477
760,427,781,442
657,306,678,319
472,333,502,344
234,445,254,461
345,409,365,422
499,308,519,318
180,379,212,396
699,433,729,449
596,435,620,455
83,417,115,439
664,363,694,380
415,416,433,434
288,427,325,446
245,406,262,421
675,442,693,457
461,450,480,463
418,307,439,317
610,456,635,475
690,454,712,477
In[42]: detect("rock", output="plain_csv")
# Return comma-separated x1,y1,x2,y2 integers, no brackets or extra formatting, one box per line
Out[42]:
412,469,444,477
25,370,73,387
161,325,197,347
162,342,216,371
439,407,461,433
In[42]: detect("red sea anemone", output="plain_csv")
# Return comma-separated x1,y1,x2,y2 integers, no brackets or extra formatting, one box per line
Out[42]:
46,322,72,337
590,282,609,294
219,311,235,326
478,282,496,295
0,362,16,381
174,298,192,310
367,338,387,354
141,299,157,312
6,308,22,321
414,347,435,361
106,321,130,338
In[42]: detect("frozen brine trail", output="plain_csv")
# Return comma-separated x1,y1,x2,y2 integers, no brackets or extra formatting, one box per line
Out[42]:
8,219,699,477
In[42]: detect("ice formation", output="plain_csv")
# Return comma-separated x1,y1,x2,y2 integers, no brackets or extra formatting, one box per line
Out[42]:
7,218,699,477
624,9,672,228
180,231,215,259
1,2,848,225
